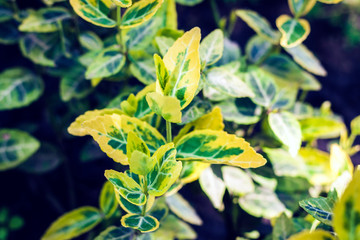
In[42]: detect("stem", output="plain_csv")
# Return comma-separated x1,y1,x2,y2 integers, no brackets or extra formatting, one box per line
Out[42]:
299,90,308,103
117,6,122,26
116,6,126,53
141,176,148,216
166,121,172,143
210,0,221,28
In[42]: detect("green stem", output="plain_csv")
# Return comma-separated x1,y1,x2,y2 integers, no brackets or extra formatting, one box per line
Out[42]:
141,176,148,216
210,0,221,28
299,90,308,103
117,6,122,26
166,121,172,143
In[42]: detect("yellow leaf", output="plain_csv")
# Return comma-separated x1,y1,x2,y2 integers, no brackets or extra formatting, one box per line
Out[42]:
333,168,360,240
288,230,335,240
330,143,354,179
126,131,150,158
162,27,201,109
68,108,124,137
146,92,182,123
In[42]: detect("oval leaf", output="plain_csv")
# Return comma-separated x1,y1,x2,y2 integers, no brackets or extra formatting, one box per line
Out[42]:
276,15,310,48
99,181,118,218
166,193,202,225
199,29,224,67
121,214,159,233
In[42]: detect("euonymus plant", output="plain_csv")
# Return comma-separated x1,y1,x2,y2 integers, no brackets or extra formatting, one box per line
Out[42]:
1,0,360,239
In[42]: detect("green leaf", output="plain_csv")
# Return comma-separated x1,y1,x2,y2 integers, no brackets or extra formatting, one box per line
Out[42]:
239,187,287,219
284,44,327,76
199,29,224,67
105,169,147,205
288,230,336,240
99,181,118,219
300,117,345,140
0,1,13,23
246,35,273,64
151,214,197,239
70,0,116,28
79,31,103,51
146,92,182,123
0,68,43,110
128,53,156,85
116,191,155,214
261,54,321,91
246,67,277,108
120,0,164,29
215,38,241,66
176,130,267,168
199,167,226,210
85,45,126,79
268,111,302,157
276,15,310,48
154,53,170,91
60,66,93,102
272,213,295,240
351,115,360,135
146,143,182,196
272,82,298,110
206,63,255,98
288,0,316,17
0,129,40,171
221,166,255,196
236,9,280,44
0,19,21,44
94,226,133,240
121,214,159,233
42,206,102,240
289,102,314,119
216,98,261,125
299,195,336,226
166,193,202,225
180,97,211,125
19,7,71,33
175,0,203,6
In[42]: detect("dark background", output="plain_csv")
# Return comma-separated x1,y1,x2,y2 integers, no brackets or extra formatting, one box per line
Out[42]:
0,0,360,239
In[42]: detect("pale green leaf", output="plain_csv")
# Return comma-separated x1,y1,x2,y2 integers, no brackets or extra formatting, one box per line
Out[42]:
199,167,226,210
121,214,159,233
221,166,255,196
94,226,133,240
129,52,156,85
273,213,295,240
146,92,182,123
79,31,103,51
246,35,273,64
199,29,224,67
351,115,360,135
288,0,317,17
166,193,202,225
175,0,203,6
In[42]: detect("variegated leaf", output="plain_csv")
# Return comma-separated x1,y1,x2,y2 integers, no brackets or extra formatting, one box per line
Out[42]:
79,31,103,51
146,143,182,196
175,0,203,6
85,45,126,79
245,35,273,64
199,29,224,68
99,181,118,219
121,214,159,233
120,0,164,29
162,27,201,109
317,0,343,3
94,226,133,240
273,213,295,240
288,230,335,240
128,51,156,85
115,191,155,214
176,130,267,168
155,36,175,57
276,15,310,48
60,66,93,102
330,144,353,178
180,161,210,184
19,7,71,33
351,115,360,135
222,166,255,196
154,53,170,93
236,9,280,44
112,0,132,7
299,195,336,226
199,167,226,210
0,68,43,110
42,207,102,240
105,169,146,205
288,0,317,17
70,0,116,28
146,92,182,123
300,117,345,140
166,193,202,225
82,114,166,164
0,129,40,171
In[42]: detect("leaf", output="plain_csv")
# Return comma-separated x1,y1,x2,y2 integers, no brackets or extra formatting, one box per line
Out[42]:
0,1,13,23
154,53,170,92
112,0,132,7
215,38,241,66
288,230,336,240
126,131,150,158
276,15,310,48
69,0,116,28
216,98,262,125
175,0,203,6
284,44,327,76
129,52,157,85
42,206,102,240
155,36,175,57
94,226,133,240
273,213,295,240
246,35,273,64
151,214,197,239
288,0,317,17
85,45,126,79
162,27,201,109
176,130,267,168
239,187,287,219
116,191,155,214
272,82,298,110
268,111,302,157
68,108,124,136
179,161,210,184
0,19,21,44
105,169,146,205
19,7,71,33
221,166,255,196
60,66,93,102
146,143,182,196
99,181,118,219
206,64,255,98
180,97,211,125
121,214,159,233
79,31,103,51
333,168,360,240
0,129,40,171
299,195,336,226
120,0,164,29
199,29,224,67
351,115,360,135
166,193,202,225
146,92,182,123
330,144,353,179
0,68,43,110
261,54,321,91
289,102,314,119
128,136,156,176
236,9,280,44
82,114,166,164
317,0,343,3
199,167,226,210
300,117,345,140
246,67,277,108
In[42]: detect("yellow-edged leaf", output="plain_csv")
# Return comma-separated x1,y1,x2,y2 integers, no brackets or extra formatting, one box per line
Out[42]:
333,168,360,240
115,191,155,214
162,27,201,109
318,0,343,4
330,143,354,179
68,108,124,137
288,0,317,17
99,181,118,219
276,15,310,48
146,92,182,123
176,130,267,168
126,131,150,158
81,113,165,164
121,213,159,232
180,161,210,184
112,0,132,8
154,54,170,93
288,230,335,240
